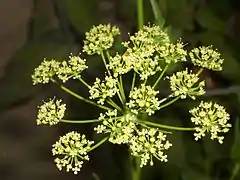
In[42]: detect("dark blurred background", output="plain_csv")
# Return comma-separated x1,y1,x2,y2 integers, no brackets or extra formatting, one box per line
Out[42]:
1,0,240,180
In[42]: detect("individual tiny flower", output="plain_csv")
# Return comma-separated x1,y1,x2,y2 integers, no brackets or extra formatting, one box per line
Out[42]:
129,127,172,167
94,110,136,144
155,41,187,64
127,84,160,115
36,98,66,126
83,24,120,55
89,76,118,105
32,59,60,85
189,101,231,144
189,46,224,71
52,132,94,174
169,69,205,99
57,55,88,83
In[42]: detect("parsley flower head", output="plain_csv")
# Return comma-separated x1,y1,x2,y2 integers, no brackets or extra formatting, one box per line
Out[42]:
52,132,94,174
189,46,224,71
127,84,160,115
32,59,60,85
169,69,205,99
155,41,187,64
94,110,136,144
83,24,120,55
89,76,118,105
189,101,231,144
108,54,132,77
130,127,172,167
57,55,88,83
37,98,66,126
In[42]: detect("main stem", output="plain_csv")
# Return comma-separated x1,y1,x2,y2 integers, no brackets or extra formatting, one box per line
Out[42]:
137,0,144,29
131,157,141,180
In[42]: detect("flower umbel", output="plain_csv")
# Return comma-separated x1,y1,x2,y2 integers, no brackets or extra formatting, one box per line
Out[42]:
52,132,94,174
127,84,160,115
94,110,136,144
36,98,66,126
57,55,88,83
169,69,205,99
32,59,60,85
189,46,224,71
130,127,172,167
155,41,187,64
189,101,231,143
89,76,118,105
83,24,120,55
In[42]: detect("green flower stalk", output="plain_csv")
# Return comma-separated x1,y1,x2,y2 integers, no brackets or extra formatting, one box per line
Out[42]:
32,24,231,175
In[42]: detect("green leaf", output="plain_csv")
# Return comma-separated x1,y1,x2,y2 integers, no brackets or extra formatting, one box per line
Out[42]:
60,0,98,33
181,167,211,180
195,7,229,35
0,41,76,109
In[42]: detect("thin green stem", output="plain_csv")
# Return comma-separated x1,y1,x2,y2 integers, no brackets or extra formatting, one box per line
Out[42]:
137,0,144,29
60,119,102,124
159,96,180,110
131,72,136,91
89,136,109,151
119,75,126,104
137,119,196,131
197,68,204,76
230,163,240,180
79,77,90,88
153,64,169,89
131,157,141,180
52,80,111,111
107,99,122,112
100,51,111,76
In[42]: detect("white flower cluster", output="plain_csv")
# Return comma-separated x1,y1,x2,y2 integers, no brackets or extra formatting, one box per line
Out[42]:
127,84,160,115
32,55,87,84
189,46,224,71
155,41,187,64
83,24,120,55
32,59,60,85
108,54,132,77
169,69,205,99
121,25,170,80
94,110,136,144
36,98,66,126
89,76,118,105
189,101,231,143
57,55,88,83
95,110,172,166
130,127,172,167
52,132,94,174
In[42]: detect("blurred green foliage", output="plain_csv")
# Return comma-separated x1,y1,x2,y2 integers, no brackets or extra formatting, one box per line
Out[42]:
1,0,240,179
